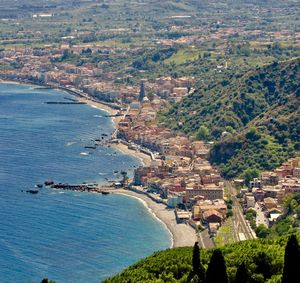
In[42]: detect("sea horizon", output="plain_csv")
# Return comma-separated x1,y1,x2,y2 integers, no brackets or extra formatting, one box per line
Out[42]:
0,82,171,283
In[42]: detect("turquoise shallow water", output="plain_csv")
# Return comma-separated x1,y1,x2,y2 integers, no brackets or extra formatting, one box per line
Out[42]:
0,83,171,283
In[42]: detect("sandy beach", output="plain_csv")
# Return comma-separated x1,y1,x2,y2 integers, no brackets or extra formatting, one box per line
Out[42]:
68,93,197,248
112,188,198,248
76,96,119,120
77,94,152,166
112,142,152,166
1,79,196,248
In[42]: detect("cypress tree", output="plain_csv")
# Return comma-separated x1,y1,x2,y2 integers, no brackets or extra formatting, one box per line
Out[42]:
192,242,200,273
235,263,249,283
282,234,300,283
192,242,205,282
205,249,228,283
255,252,272,280
138,81,145,102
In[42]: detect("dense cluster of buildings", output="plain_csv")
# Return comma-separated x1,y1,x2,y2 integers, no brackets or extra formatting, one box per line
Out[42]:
0,46,140,103
3,43,299,236
0,45,194,105
0,43,224,215
0,44,225,229
116,86,226,229
239,157,300,227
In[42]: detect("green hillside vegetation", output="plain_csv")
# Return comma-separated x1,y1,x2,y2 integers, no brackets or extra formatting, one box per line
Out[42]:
255,192,300,239
102,233,300,283
162,58,300,178
1,0,299,48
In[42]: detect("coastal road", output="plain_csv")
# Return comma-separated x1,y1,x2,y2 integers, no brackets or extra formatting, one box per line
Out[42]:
198,229,215,249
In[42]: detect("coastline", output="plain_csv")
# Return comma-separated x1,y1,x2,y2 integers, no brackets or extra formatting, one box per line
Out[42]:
76,94,152,167
0,79,152,166
111,142,152,167
111,188,198,248
0,79,196,249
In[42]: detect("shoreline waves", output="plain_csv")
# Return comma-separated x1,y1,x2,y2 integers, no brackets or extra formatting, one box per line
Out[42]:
0,79,196,249
0,79,152,166
0,82,172,282
112,189,197,248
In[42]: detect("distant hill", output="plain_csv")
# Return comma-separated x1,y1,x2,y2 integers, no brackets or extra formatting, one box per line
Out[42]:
102,233,300,283
162,58,300,178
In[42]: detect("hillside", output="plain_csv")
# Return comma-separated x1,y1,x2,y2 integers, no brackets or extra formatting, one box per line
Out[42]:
162,58,300,178
102,233,300,283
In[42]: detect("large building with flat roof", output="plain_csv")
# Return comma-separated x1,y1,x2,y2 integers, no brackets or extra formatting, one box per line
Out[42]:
186,186,224,201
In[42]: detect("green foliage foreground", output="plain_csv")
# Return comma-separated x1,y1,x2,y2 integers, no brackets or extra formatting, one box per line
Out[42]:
102,233,300,283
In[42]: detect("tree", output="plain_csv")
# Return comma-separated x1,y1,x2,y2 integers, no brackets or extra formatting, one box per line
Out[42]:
255,252,272,280
242,168,259,186
255,224,270,238
245,127,260,141
196,126,209,141
235,263,249,283
282,235,300,283
139,80,145,102
205,249,228,283
191,242,205,282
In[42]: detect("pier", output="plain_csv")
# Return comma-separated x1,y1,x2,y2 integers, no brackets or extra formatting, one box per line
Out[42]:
47,182,114,194
45,101,86,105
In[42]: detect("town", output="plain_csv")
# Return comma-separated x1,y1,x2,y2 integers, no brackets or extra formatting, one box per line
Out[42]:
0,0,299,249
0,41,299,247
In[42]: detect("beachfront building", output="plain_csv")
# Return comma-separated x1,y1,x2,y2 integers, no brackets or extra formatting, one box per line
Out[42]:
185,185,224,201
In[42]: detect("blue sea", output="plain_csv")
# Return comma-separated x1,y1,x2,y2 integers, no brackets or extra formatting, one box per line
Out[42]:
0,83,171,283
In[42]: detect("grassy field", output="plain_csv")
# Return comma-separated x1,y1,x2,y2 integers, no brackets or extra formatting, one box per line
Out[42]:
165,48,201,64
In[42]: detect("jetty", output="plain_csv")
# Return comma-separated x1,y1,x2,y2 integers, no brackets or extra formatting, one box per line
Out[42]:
45,101,86,105
47,182,114,194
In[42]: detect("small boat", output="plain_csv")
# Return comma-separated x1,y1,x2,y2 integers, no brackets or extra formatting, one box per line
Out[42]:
84,146,97,149
26,189,39,194
101,191,110,195
36,184,43,188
